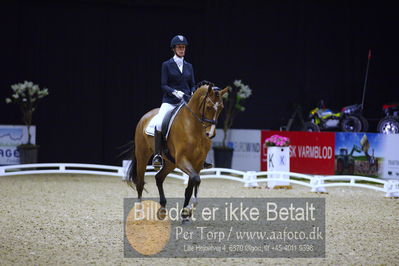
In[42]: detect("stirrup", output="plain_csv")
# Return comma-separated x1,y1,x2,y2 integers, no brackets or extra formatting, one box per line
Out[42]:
152,154,163,170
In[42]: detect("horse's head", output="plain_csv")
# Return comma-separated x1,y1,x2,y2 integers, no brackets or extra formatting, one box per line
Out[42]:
191,84,228,138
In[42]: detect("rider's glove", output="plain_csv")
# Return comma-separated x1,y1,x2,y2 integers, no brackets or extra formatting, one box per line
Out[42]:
172,90,185,99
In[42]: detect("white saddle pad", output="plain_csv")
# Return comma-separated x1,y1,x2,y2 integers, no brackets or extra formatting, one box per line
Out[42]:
144,104,183,139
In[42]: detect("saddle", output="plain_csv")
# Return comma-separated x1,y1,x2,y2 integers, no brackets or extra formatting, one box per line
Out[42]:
145,104,184,164
161,104,184,140
145,103,184,139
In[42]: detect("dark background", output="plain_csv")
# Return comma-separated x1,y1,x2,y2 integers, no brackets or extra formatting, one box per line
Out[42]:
1,0,397,165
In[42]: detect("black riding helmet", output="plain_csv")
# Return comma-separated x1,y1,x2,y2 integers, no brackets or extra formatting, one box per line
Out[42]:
170,35,188,48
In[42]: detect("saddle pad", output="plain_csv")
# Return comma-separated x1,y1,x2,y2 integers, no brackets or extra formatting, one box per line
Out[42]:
144,104,184,139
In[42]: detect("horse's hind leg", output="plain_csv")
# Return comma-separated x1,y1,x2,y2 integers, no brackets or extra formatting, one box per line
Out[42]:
155,161,175,207
135,141,152,201
155,161,175,219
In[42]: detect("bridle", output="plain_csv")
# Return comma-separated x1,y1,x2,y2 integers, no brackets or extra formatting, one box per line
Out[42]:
181,88,222,137
200,89,220,125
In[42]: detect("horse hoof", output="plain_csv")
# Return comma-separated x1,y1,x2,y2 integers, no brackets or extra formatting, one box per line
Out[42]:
182,218,191,225
157,207,167,220
181,207,192,219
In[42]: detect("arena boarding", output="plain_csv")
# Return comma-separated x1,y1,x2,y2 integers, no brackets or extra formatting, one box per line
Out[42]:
1,162,398,198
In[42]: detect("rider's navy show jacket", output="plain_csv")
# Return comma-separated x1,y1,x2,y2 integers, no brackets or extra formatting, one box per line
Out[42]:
161,58,195,105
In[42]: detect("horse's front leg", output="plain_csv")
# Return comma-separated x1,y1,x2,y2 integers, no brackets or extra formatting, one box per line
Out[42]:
178,158,201,224
180,178,197,224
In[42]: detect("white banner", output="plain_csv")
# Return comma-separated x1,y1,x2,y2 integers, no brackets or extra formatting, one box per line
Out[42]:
382,134,399,180
0,125,36,165
207,129,261,171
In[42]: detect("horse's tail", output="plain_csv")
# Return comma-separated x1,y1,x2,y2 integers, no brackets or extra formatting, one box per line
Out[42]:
125,141,138,190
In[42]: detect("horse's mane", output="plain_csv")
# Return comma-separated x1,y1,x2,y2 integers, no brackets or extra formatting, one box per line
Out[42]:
190,85,211,103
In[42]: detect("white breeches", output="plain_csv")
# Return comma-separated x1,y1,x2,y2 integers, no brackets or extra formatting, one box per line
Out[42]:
154,103,176,131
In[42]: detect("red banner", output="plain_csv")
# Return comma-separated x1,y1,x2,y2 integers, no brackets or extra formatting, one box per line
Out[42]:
261,131,335,175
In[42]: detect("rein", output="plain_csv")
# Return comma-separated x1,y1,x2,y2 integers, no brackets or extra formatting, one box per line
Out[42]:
181,98,216,127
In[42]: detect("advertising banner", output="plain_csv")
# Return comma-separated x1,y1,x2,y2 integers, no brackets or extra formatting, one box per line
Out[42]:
209,129,261,171
208,129,398,179
334,133,383,178
261,131,335,175
0,125,36,165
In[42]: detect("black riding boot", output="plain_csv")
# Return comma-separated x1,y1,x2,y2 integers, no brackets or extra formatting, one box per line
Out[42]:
152,130,163,170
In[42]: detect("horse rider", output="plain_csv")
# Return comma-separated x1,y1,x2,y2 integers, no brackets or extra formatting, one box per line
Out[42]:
152,34,213,170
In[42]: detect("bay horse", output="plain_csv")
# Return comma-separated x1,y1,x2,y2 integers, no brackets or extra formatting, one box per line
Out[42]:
126,84,228,223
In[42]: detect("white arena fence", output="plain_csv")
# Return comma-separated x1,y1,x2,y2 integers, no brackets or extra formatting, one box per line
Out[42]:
0,162,398,198
0,163,123,177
